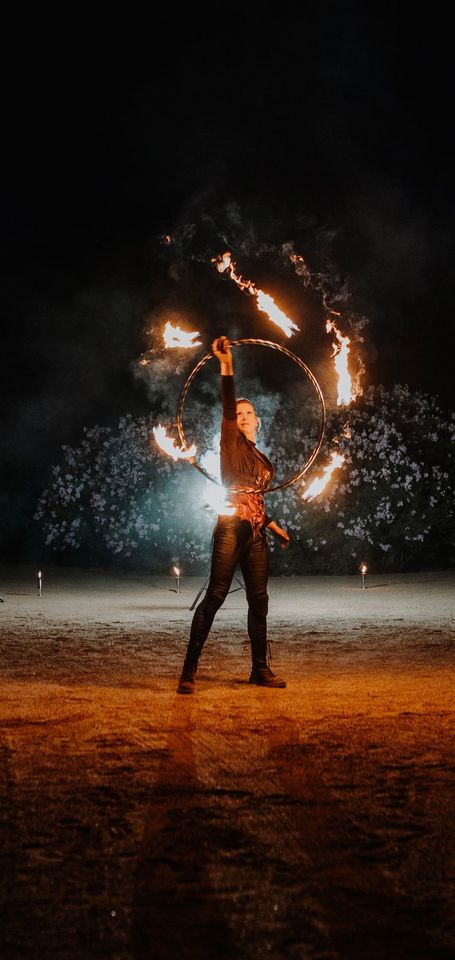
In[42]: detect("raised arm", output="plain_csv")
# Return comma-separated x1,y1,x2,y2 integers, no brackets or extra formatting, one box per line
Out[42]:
213,336,236,420
213,336,238,483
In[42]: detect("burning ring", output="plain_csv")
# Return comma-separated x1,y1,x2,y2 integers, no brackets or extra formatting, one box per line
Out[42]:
176,338,326,493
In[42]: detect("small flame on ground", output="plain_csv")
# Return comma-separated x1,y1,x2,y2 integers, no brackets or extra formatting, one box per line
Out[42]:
212,251,299,338
152,425,197,461
38,571,42,578
163,321,202,349
302,451,345,501
173,566,180,577
360,563,367,575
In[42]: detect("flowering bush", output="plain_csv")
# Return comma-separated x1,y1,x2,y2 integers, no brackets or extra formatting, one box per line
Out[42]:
35,386,454,572
268,384,455,572
34,416,214,570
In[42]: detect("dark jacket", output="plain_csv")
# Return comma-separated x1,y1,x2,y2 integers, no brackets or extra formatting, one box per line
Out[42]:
220,375,274,492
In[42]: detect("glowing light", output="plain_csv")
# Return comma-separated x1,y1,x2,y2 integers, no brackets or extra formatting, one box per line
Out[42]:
152,424,197,461
302,451,344,501
163,321,201,349
173,566,180,577
203,483,235,516
360,563,367,576
139,358,149,366
200,443,236,515
213,251,299,338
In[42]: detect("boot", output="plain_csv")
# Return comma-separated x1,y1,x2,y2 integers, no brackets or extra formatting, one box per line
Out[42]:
177,632,206,694
249,664,286,688
177,667,196,694
249,638,286,688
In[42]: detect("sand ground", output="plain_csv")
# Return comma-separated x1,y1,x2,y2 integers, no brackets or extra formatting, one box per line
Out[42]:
0,565,454,959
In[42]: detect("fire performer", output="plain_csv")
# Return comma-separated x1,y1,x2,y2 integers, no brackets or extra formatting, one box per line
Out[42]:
178,336,289,693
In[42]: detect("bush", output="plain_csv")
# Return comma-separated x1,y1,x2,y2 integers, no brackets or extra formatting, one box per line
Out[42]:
35,386,455,572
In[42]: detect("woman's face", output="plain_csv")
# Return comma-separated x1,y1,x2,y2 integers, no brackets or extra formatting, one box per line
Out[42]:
236,400,259,441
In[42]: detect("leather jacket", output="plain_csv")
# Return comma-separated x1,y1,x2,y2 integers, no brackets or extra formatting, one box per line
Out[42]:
220,375,274,530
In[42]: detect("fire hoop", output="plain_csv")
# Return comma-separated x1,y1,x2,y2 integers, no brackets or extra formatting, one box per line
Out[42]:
176,338,326,493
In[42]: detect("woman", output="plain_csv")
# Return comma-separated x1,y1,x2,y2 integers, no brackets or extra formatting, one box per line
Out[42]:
177,336,289,694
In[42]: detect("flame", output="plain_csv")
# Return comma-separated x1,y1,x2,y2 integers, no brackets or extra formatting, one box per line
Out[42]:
213,251,299,338
38,570,42,578
163,234,171,245
152,424,197,461
360,563,367,575
163,321,201,349
326,318,359,406
139,357,149,366
302,451,344,501
173,566,180,577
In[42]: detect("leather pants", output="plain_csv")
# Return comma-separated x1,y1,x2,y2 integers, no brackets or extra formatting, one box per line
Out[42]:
181,516,269,675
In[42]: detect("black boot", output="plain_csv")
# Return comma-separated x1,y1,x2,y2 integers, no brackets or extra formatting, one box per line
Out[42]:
177,667,196,694
249,664,286,688
177,615,208,694
249,639,286,688
177,645,201,694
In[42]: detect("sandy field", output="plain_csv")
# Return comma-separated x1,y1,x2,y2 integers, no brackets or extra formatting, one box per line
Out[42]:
0,565,454,960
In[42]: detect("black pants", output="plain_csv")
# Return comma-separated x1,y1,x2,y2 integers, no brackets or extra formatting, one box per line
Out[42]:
182,516,269,674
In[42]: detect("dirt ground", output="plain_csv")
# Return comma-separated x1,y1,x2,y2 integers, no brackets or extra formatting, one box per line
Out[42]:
0,565,454,960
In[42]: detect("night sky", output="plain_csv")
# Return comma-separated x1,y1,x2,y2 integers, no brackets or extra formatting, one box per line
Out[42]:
1,13,454,559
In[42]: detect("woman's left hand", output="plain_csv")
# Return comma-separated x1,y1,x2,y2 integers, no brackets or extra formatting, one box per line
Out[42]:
266,520,291,549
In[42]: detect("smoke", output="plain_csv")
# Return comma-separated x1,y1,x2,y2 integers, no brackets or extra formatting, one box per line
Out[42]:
132,307,203,415
160,205,371,342
136,204,371,429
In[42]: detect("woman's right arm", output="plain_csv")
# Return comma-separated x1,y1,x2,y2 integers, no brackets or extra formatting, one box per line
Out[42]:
214,336,238,483
213,337,236,421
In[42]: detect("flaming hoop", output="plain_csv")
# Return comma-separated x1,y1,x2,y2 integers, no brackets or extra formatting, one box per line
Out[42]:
176,339,326,494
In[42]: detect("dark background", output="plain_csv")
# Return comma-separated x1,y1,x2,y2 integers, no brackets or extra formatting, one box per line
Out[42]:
1,11,454,560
